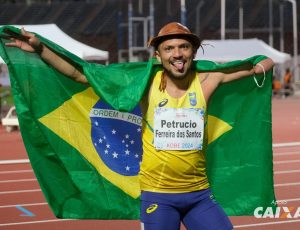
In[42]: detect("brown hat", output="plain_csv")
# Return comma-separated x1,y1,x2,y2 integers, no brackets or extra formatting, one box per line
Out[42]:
148,22,201,49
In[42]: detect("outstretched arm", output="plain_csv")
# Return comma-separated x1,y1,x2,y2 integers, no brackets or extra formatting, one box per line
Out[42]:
199,58,274,103
220,58,274,83
5,28,88,84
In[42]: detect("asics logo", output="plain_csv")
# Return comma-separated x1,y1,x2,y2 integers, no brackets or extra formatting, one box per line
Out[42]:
158,99,168,107
146,203,158,214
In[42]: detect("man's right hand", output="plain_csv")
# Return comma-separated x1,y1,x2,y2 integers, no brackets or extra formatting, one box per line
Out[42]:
2,27,88,84
4,27,42,53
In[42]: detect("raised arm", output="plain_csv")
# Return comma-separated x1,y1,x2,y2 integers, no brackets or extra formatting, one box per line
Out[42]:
220,58,274,83
5,28,88,84
198,58,274,103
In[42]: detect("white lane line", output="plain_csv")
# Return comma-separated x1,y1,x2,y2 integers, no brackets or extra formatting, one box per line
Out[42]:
274,159,300,164
273,151,300,156
0,170,33,174
0,159,29,164
274,182,300,187
0,189,41,195
0,219,73,227
277,198,300,203
234,219,300,228
0,202,47,208
273,142,300,148
275,169,300,174
0,178,37,183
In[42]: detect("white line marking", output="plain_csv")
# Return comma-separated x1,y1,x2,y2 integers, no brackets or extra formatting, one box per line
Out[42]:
274,159,300,164
274,182,300,187
0,159,29,164
273,151,300,156
0,202,47,208
277,198,300,203
0,189,41,195
0,178,37,183
0,219,73,227
234,219,300,228
273,142,300,148
0,170,33,174
275,169,300,174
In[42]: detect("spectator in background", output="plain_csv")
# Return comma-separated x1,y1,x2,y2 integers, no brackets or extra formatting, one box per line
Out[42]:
283,68,293,97
272,75,282,97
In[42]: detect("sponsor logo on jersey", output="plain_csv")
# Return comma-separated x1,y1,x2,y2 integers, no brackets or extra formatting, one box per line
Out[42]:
158,98,168,107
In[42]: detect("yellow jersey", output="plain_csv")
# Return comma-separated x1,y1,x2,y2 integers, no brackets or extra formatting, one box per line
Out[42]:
139,70,209,193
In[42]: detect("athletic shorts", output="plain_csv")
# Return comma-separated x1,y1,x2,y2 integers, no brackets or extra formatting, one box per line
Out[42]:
140,189,233,230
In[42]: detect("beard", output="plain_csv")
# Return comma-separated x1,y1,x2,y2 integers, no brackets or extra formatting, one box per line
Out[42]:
162,60,193,81
164,68,188,81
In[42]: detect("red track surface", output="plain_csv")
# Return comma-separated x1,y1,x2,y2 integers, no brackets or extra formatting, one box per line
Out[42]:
1,96,300,230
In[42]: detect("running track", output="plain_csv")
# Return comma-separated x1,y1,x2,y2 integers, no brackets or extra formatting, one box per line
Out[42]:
0,96,299,230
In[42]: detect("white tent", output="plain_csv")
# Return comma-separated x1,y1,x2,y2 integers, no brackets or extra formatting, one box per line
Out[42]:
0,24,109,63
195,38,291,64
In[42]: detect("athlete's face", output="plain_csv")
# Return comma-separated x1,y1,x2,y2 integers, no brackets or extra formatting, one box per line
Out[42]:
155,38,196,80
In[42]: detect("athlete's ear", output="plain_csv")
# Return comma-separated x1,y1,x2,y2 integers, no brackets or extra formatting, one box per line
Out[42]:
155,50,161,63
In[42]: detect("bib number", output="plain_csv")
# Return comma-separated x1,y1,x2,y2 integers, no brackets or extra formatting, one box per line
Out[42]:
154,108,204,150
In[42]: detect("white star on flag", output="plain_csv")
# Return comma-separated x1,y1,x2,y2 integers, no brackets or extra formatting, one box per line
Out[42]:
112,152,118,158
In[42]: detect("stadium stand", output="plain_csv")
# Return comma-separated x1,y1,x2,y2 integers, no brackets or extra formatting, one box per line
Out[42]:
0,0,298,63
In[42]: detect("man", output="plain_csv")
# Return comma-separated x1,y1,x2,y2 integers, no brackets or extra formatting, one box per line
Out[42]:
6,22,274,230
283,68,293,97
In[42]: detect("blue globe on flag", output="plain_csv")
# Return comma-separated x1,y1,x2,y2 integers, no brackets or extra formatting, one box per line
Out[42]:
90,101,143,176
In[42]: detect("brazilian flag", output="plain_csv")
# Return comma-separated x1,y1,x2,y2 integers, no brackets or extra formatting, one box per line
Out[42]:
0,26,276,219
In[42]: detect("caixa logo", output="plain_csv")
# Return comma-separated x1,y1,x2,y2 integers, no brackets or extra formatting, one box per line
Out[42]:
254,207,300,218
